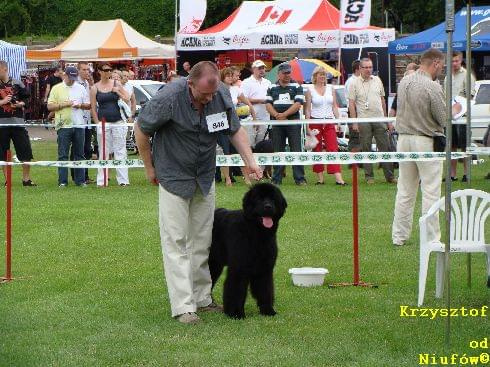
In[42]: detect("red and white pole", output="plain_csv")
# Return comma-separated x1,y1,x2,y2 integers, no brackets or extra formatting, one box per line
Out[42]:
2,150,13,282
352,164,360,285
101,118,108,187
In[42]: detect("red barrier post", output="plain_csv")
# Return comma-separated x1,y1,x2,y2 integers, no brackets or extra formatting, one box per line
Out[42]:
2,150,13,282
101,118,108,187
352,164,360,285
328,160,376,289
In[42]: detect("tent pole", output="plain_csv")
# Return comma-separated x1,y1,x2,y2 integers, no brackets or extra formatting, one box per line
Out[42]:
337,31,342,84
388,53,391,94
465,0,472,288
174,0,179,71
444,0,455,350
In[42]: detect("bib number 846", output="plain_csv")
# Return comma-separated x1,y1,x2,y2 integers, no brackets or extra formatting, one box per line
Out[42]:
213,121,225,130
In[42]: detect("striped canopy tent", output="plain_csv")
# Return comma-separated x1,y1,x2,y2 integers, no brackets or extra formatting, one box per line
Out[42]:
26,19,175,61
0,40,27,80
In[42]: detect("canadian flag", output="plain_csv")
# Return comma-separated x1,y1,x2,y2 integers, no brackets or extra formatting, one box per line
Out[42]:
257,5,293,24
180,0,207,33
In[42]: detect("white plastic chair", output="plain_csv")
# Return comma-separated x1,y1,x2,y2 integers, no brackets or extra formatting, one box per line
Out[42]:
418,189,490,306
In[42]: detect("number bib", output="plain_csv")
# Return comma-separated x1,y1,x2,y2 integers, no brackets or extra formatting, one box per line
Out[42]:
206,112,229,133
278,93,292,102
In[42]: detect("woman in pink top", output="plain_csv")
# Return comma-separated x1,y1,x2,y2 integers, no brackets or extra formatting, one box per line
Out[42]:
305,67,346,185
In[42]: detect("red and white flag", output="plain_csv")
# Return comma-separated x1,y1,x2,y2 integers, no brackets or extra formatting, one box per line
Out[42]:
340,0,371,29
256,5,293,25
179,0,207,33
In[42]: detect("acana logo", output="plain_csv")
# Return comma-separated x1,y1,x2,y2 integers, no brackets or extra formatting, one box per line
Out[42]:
181,37,202,47
261,35,283,45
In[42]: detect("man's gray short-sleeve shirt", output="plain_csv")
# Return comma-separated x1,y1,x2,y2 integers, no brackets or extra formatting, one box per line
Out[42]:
138,78,241,199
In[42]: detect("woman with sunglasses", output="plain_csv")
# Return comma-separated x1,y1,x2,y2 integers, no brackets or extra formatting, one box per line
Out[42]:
90,63,129,187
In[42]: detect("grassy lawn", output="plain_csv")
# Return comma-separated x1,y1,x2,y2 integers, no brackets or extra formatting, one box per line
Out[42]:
0,137,489,367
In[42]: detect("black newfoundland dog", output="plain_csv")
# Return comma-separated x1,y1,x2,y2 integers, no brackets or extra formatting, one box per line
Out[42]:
209,183,287,319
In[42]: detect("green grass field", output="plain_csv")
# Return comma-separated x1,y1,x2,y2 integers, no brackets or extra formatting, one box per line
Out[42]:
0,138,489,367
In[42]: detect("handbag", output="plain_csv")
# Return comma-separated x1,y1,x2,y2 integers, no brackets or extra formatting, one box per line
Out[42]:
305,134,319,151
433,135,447,152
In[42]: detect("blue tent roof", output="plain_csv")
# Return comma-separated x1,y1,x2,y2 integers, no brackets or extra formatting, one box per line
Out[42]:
388,6,490,54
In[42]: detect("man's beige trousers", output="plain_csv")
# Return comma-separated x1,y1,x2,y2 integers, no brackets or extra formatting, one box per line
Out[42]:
392,135,442,245
159,183,215,317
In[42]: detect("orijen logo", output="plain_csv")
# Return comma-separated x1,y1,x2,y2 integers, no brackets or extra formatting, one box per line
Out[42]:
257,5,292,25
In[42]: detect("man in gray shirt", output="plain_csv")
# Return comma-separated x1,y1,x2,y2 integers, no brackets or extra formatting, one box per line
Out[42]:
135,61,262,324
392,48,447,247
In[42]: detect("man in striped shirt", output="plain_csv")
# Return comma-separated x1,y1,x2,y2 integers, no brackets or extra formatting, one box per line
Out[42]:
265,63,306,185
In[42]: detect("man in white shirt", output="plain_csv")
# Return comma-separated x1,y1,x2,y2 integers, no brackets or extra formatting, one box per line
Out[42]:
348,58,396,184
344,60,360,101
345,60,361,152
121,70,136,123
444,51,476,182
47,67,91,187
241,60,272,146
77,62,94,183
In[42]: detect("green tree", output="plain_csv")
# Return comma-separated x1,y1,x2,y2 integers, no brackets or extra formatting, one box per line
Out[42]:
0,0,31,38
4,0,490,39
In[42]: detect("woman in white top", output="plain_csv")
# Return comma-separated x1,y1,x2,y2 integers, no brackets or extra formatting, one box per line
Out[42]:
304,66,346,185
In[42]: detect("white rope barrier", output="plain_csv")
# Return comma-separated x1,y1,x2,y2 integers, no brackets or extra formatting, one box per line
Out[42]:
0,151,471,168
0,116,489,128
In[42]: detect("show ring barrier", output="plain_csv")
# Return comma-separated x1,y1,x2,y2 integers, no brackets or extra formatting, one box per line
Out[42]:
1,149,482,288
1,116,488,287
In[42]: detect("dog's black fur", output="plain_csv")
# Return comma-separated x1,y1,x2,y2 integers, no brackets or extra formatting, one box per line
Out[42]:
209,183,287,319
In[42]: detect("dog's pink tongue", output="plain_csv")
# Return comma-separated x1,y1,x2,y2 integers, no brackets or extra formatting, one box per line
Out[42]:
262,217,274,228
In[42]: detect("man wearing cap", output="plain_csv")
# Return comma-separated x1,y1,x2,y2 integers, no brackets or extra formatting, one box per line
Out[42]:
241,60,272,146
47,67,91,187
265,63,306,185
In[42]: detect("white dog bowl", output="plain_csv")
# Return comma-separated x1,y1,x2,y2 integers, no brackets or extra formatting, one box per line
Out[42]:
288,267,329,287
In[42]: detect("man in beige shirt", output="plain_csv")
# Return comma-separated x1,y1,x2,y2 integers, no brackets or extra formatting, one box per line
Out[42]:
348,58,396,184
392,48,447,246
444,51,476,182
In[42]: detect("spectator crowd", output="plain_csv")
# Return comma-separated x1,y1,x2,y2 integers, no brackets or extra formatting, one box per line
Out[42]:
0,51,488,195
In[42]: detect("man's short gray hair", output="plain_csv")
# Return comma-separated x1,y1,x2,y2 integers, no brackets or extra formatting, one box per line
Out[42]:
0,60,8,68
